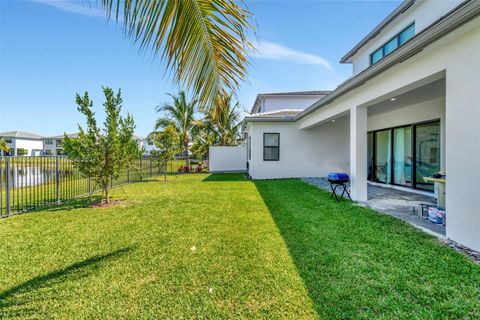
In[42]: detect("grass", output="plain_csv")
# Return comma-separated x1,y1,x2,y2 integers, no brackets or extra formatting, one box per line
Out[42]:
0,174,478,319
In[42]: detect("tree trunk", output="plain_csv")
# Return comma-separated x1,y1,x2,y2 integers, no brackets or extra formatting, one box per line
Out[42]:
105,186,110,204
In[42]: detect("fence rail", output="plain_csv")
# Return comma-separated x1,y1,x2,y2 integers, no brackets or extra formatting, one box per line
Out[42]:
0,156,168,217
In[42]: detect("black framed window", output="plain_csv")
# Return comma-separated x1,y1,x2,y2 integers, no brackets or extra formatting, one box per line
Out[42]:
263,133,279,161
367,119,440,191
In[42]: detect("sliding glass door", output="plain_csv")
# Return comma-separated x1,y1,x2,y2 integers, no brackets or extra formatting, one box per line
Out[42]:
368,120,440,191
374,130,391,184
415,122,440,191
393,126,412,187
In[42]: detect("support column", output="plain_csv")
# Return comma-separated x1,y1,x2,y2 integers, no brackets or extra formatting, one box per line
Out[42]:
349,106,368,202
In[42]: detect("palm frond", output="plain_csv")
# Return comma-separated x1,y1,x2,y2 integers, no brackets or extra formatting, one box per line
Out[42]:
101,0,254,108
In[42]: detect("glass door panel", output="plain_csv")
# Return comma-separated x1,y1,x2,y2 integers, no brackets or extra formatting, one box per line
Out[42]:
367,132,373,181
415,122,440,191
393,127,412,186
374,130,391,184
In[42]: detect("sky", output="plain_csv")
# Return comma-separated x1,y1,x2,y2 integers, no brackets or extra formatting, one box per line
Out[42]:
0,0,401,137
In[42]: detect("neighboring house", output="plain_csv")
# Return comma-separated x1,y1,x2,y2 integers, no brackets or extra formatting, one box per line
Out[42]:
244,0,480,251
250,91,330,114
0,131,44,156
134,135,158,155
43,133,78,155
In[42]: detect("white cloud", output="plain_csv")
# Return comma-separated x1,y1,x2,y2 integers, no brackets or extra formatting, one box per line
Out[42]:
253,40,332,70
31,0,121,21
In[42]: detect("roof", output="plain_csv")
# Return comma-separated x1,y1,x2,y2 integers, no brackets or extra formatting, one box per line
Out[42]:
257,90,331,96
46,133,79,139
244,109,301,122
245,1,480,124
340,0,416,63
251,90,331,114
0,131,44,139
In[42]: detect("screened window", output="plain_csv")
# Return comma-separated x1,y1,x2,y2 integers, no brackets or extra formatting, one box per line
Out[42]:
370,23,415,65
263,133,279,161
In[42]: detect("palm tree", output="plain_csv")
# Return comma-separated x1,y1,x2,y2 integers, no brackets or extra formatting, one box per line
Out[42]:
214,95,242,146
100,0,254,115
0,138,9,155
154,92,201,166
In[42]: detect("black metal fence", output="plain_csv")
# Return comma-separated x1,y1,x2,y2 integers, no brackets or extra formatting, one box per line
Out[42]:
0,156,165,217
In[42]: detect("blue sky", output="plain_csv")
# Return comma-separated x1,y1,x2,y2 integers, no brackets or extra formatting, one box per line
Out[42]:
0,0,400,137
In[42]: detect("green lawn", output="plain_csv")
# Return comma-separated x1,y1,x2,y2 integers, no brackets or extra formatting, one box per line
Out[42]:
0,174,478,319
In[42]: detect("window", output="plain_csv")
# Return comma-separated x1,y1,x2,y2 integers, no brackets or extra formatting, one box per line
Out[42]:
56,149,64,156
399,23,415,45
56,139,62,147
263,133,279,161
367,120,440,191
44,150,53,156
44,139,53,145
4,138,12,143
370,23,415,65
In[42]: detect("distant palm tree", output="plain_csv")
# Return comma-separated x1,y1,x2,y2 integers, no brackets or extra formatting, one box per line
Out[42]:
101,0,254,115
214,95,242,146
154,92,201,166
0,138,9,154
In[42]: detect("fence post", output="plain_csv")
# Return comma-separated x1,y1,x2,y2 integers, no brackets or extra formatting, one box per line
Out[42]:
55,157,60,204
127,168,130,183
5,157,10,216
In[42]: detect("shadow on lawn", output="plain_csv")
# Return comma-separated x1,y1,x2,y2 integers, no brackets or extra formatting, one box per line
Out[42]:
253,179,480,319
202,173,246,182
0,247,134,318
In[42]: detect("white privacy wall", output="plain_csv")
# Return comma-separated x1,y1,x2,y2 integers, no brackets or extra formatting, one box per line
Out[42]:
15,139,43,156
247,117,349,180
209,146,247,172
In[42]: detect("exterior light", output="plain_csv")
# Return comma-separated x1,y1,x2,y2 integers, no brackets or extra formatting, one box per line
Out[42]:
390,97,396,101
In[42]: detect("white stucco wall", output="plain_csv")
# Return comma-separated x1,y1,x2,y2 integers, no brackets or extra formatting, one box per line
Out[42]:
351,0,463,75
14,138,43,156
368,96,446,171
247,117,349,180
209,146,247,172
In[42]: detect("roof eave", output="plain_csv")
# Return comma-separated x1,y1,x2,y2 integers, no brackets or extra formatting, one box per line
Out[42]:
298,0,480,121
340,0,416,64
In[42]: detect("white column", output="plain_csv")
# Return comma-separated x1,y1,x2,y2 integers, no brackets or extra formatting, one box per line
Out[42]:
349,106,368,202
445,62,480,251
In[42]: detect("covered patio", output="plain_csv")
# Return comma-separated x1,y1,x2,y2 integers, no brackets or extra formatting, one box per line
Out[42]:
303,177,445,237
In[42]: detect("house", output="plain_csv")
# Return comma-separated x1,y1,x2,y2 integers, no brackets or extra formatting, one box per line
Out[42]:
42,133,151,156
250,91,330,114
244,0,480,251
43,133,78,155
0,131,44,156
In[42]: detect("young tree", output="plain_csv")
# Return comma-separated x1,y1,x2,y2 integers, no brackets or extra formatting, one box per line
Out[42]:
148,125,180,179
63,87,140,204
